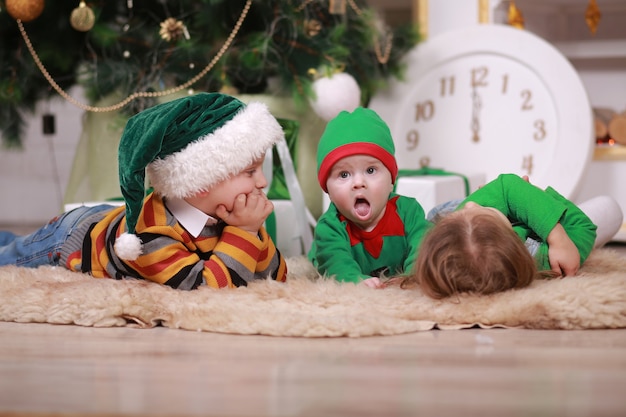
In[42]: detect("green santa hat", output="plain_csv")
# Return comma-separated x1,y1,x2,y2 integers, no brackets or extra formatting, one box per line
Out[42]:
114,92,284,261
316,106,398,192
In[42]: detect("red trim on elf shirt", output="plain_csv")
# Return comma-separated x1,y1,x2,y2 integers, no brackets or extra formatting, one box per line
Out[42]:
340,195,404,258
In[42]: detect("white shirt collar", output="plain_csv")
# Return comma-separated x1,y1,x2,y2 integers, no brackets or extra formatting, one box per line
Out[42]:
165,197,218,238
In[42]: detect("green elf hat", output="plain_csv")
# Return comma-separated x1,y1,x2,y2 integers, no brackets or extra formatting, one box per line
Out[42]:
316,106,397,192
114,92,284,261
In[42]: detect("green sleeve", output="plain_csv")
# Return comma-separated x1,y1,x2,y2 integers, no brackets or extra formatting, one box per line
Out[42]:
397,196,433,275
462,173,566,241
462,174,597,269
308,204,370,283
544,187,597,264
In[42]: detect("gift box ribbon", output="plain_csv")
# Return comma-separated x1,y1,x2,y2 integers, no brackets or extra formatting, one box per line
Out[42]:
263,118,315,255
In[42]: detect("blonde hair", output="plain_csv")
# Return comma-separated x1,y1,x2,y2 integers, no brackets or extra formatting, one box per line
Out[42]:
403,209,539,299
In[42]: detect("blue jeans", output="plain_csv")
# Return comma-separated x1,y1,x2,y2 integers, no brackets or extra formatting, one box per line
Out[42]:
0,205,114,268
427,199,464,222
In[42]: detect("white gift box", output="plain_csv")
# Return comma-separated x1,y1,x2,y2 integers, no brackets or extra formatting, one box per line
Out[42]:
395,173,486,214
322,173,486,216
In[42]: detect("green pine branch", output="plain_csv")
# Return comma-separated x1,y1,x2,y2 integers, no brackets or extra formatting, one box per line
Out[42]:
0,0,419,149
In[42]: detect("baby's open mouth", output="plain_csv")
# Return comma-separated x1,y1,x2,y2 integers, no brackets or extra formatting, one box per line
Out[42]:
354,197,371,217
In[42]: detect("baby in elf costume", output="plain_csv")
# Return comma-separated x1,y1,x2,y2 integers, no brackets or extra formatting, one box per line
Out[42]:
0,93,287,290
308,107,432,288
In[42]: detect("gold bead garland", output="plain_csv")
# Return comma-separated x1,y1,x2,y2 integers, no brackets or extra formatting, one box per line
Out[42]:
374,31,393,65
346,0,393,65
16,0,252,113
296,0,393,65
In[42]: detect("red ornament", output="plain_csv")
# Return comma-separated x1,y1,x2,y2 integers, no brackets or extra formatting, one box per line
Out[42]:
5,0,45,22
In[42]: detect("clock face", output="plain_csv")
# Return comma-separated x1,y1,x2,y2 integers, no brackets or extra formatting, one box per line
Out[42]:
369,24,594,200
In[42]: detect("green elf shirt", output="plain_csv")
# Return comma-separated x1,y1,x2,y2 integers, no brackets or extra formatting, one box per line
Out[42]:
308,194,432,283
460,174,597,271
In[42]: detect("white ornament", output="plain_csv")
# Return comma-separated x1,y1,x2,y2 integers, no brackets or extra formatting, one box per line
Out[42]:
310,72,361,121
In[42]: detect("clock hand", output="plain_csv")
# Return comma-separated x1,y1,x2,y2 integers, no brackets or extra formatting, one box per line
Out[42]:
471,88,482,142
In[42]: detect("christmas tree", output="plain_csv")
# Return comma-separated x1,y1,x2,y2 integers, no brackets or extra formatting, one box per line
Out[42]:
0,0,418,148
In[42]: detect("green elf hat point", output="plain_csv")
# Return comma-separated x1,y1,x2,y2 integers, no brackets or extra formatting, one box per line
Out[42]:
316,106,397,192
114,92,284,261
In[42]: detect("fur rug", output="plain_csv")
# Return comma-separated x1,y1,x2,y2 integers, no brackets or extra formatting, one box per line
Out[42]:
1,249,625,337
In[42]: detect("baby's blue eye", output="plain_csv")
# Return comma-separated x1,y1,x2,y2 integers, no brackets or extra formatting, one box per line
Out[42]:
339,171,349,179
366,167,376,174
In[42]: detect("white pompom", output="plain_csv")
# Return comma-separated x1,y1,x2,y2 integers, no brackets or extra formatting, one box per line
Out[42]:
310,72,361,121
114,232,143,261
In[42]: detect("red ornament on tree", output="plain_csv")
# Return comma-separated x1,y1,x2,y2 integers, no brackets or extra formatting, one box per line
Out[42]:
5,0,45,22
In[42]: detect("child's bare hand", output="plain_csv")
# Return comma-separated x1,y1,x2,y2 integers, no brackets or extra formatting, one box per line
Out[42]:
548,243,580,276
216,192,274,234
360,277,384,289
547,223,580,276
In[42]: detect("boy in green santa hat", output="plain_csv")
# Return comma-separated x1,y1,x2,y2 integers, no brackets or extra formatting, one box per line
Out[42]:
308,107,432,288
0,93,287,290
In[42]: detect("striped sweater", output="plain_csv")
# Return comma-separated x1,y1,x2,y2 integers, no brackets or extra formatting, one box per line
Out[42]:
64,193,287,289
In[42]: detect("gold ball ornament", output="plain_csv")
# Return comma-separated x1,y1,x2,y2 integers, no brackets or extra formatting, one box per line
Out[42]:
5,0,45,22
70,1,95,32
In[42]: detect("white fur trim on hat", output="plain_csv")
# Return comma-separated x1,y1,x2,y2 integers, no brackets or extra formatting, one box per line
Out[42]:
146,102,283,198
114,232,143,261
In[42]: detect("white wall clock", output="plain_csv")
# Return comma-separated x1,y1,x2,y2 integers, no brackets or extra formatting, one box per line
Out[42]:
368,24,594,199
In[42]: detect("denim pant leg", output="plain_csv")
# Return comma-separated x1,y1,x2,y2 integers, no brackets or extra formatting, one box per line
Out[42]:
427,199,464,222
0,205,114,268
0,231,17,246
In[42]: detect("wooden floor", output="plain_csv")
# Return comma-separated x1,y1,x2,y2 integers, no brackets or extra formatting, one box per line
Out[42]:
1,224,625,416
1,323,625,417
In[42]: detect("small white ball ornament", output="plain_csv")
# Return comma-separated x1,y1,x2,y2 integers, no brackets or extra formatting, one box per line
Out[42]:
310,72,361,121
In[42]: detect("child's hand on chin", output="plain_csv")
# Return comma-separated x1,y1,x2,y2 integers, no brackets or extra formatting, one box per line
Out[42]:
360,277,384,289
216,192,274,234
